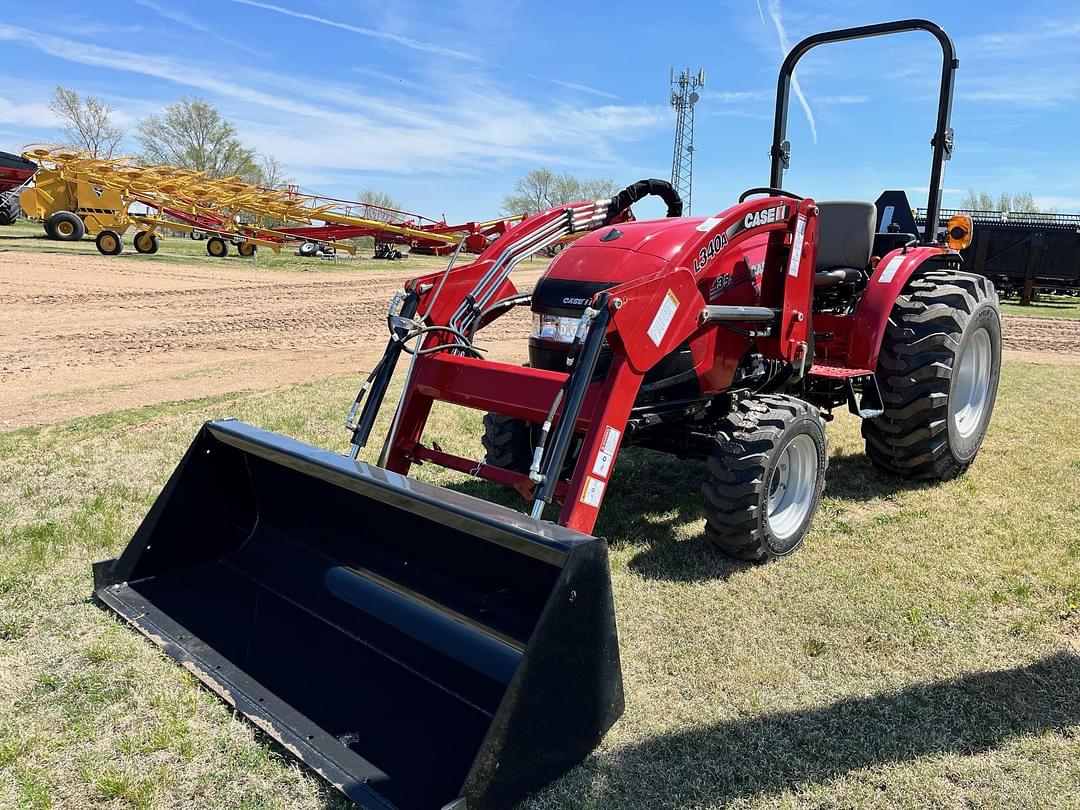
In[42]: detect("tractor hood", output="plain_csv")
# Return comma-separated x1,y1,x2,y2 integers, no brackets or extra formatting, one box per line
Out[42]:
534,215,715,315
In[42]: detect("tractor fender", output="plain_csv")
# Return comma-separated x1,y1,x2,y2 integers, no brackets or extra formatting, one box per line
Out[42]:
847,245,952,370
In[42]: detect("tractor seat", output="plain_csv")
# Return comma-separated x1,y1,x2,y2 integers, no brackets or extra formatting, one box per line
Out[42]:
813,200,875,288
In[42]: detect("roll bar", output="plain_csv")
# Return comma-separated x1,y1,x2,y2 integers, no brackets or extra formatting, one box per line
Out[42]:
769,19,958,244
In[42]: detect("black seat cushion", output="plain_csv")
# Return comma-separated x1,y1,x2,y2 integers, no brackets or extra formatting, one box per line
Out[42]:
816,201,875,272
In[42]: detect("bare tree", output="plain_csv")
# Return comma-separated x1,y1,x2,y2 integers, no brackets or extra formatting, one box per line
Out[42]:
136,97,259,180
502,168,618,215
259,155,292,190
49,86,124,158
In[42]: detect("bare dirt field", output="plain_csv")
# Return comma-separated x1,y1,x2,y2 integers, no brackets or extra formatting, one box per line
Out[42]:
2,249,1078,429
0,251,540,429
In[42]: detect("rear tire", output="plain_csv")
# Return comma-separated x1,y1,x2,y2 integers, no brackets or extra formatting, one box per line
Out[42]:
47,211,85,242
703,395,828,561
237,242,256,257
863,269,1001,480
95,230,123,256
482,413,533,474
207,237,228,258
0,192,19,226
298,241,318,258
133,230,159,254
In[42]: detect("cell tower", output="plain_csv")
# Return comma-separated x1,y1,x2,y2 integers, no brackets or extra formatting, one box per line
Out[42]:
669,67,705,214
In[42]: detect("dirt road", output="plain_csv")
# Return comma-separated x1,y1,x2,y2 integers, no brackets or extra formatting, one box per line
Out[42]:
0,251,538,429
2,250,1077,429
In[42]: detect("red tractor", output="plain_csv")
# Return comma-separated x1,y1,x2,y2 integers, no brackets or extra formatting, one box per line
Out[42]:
352,19,1001,561
96,19,1001,810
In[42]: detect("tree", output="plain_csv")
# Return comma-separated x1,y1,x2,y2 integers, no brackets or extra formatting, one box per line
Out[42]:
960,188,1042,213
502,168,619,215
258,155,291,190
136,97,260,180
49,86,124,158
359,187,402,212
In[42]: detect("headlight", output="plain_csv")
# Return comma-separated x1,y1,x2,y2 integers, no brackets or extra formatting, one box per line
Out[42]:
531,313,584,343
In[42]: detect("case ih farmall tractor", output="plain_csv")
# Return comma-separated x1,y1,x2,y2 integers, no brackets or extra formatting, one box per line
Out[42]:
95,19,1001,810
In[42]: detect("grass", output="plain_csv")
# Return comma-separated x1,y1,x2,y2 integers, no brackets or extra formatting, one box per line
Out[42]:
1000,294,1080,320
0,217,438,273
1,362,1079,808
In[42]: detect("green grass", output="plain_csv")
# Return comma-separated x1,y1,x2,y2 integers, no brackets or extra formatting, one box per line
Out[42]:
1001,294,1080,320
0,217,434,273
1,363,1079,808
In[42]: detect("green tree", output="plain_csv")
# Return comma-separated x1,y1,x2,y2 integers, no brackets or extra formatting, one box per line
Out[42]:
136,97,260,180
49,86,124,158
502,168,619,215
960,189,1042,213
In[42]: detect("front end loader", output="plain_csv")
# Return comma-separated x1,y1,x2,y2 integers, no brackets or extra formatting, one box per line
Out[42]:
94,18,1001,810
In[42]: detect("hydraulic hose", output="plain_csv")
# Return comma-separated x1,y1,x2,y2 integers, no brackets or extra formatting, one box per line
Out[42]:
607,178,684,222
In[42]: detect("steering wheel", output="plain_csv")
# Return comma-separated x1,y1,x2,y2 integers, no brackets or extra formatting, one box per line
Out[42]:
738,187,804,203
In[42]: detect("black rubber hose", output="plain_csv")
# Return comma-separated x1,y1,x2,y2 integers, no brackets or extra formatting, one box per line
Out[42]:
607,178,683,221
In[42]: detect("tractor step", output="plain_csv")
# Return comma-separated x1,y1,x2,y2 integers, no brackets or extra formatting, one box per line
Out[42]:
808,361,884,419
807,359,875,379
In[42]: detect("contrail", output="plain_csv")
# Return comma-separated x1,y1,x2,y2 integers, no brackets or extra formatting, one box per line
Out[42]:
754,0,766,26
767,0,817,143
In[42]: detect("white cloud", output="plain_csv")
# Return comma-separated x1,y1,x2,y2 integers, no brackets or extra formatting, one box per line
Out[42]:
766,0,817,143
0,97,56,129
0,23,665,177
133,0,266,59
817,95,868,105
1033,195,1080,211
225,0,482,62
540,78,620,101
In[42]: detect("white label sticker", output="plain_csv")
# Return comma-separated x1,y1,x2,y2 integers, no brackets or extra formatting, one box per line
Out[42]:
878,254,906,283
592,450,613,478
592,426,621,479
647,289,679,347
696,215,723,232
601,426,621,455
787,216,807,277
580,476,606,507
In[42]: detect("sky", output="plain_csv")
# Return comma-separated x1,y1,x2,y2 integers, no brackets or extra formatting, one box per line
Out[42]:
1,0,1077,222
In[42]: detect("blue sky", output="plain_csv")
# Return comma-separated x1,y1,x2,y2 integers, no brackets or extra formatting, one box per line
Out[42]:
1,0,1077,222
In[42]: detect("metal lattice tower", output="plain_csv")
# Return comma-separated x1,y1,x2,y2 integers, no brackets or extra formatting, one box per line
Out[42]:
669,67,705,214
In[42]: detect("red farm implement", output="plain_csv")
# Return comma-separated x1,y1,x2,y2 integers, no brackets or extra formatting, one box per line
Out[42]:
95,19,1001,810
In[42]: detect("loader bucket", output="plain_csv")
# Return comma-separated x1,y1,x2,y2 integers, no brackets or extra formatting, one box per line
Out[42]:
93,420,623,810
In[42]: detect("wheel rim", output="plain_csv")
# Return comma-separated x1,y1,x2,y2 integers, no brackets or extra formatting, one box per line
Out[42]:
57,221,73,237
952,328,992,439
101,235,117,252
766,434,818,542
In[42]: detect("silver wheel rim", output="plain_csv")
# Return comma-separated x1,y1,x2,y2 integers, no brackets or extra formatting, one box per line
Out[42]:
953,329,992,439
766,434,818,542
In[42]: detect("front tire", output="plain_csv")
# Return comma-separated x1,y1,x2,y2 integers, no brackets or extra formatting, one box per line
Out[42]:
703,395,828,561
482,413,533,474
207,237,228,258
95,230,123,256
133,230,159,254
863,270,1001,480
47,211,85,242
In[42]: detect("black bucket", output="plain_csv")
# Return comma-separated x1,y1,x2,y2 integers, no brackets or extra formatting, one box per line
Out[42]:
93,420,623,810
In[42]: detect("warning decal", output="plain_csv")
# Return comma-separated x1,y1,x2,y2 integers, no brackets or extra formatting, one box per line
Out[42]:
591,426,622,479
580,476,606,507
647,289,680,347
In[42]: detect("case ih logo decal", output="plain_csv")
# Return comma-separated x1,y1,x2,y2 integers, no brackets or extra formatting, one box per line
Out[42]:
743,204,788,230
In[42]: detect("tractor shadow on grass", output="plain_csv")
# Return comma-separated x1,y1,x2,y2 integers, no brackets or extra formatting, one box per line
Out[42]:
446,446,939,584
561,652,1080,809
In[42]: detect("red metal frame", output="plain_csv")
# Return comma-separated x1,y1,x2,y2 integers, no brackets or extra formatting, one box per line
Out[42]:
374,192,947,534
